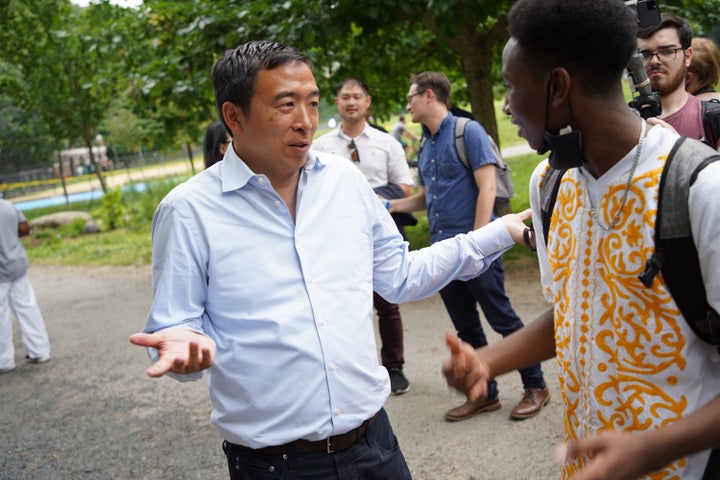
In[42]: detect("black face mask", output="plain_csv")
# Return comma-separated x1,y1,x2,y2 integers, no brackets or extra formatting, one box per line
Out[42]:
538,75,584,170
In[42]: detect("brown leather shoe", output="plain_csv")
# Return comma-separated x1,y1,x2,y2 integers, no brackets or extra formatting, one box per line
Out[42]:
444,398,501,422
510,387,550,420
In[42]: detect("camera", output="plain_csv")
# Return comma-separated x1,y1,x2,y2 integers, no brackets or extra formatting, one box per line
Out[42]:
631,0,661,28
625,0,662,119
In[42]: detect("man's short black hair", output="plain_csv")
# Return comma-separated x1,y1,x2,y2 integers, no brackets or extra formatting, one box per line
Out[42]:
508,0,637,96
335,77,370,96
211,40,314,128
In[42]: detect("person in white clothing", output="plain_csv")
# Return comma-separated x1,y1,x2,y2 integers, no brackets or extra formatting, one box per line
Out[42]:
0,198,51,373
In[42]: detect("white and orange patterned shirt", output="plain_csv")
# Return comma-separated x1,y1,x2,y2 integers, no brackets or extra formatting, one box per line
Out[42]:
530,125,720,479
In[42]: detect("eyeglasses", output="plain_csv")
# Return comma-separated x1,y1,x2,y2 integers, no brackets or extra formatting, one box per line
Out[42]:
348,140,360,163
406,91,425,103
639,47,684,63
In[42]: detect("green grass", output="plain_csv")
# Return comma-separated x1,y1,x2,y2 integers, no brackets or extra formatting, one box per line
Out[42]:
25,228,152,266
22,177,184,266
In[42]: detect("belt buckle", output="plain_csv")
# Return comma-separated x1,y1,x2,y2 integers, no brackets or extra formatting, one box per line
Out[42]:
326,437,334,454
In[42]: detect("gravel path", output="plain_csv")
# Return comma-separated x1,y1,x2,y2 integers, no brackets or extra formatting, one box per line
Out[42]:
0,257,561,480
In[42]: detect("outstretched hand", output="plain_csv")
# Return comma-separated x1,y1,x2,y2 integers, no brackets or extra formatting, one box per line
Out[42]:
500,209,535,248
441,330,490,402
556,431,661,480
129,328,216,378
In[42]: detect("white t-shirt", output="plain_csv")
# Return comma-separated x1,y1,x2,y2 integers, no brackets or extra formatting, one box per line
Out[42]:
0,199,29,282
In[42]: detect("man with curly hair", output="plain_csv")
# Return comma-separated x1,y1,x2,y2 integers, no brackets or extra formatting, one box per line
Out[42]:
443,0,720,478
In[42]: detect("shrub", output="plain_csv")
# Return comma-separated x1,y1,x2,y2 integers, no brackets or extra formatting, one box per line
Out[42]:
99,188,125,230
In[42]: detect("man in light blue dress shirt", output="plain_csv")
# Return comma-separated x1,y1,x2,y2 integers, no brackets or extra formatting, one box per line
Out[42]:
130,40,534,480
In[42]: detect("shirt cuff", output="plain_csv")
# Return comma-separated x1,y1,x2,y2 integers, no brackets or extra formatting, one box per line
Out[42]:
467,218,514,254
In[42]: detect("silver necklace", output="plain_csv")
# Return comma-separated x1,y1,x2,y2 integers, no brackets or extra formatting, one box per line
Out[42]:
584,119,647,231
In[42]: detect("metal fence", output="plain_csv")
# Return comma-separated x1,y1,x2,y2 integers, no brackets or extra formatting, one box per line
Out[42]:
1,147,199,200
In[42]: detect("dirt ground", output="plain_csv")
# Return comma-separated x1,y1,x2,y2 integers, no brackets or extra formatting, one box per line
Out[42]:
0,254,562,480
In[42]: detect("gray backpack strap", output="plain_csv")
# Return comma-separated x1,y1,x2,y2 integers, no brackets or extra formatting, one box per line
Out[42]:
454,117,514,215
454,116,471,169
639,137,720,348
489,135,514,204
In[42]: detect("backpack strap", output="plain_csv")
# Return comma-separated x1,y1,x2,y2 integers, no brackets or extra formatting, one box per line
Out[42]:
701,98,720,149
703,448,720,480
454,116,471,169
539,167,567,245
638,136,720,347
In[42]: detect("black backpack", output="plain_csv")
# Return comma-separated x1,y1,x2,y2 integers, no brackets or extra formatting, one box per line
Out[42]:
701,98,720,149
539,137,720,350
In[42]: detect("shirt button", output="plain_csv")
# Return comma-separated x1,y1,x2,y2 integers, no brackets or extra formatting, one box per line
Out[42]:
269,466,275,472
330,363,337,370
334,408,341,415
274,200,281,207
258,177,266,184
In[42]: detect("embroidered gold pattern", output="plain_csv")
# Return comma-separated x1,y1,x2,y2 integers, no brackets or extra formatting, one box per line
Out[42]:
546,157,689,479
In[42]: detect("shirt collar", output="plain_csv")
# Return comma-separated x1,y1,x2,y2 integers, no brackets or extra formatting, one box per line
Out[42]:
421,113,454,139
337,122,372,141
220,147,325,193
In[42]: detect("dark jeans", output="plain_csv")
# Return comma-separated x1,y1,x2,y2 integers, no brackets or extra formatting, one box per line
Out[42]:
223,409,411,480
439,258,545,400
374,292,404,368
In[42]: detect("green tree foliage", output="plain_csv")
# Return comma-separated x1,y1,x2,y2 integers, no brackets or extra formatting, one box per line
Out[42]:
131,0,509,140
0,95,58,173
1,0,138,190
116,0,720,146
101,98,163,166
1,0,718,175
123,0,222,174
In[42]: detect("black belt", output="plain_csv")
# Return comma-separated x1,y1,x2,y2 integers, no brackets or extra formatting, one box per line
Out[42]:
225,411,381,455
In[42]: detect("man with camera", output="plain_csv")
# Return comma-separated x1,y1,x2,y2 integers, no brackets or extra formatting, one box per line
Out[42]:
638,13,720,150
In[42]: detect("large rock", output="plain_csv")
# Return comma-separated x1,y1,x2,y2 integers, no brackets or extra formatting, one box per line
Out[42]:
29,211,93,229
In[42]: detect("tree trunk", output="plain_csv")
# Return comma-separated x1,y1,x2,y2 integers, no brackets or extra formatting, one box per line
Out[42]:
186,142,196,175
84,136,108,193
56,151,69,208
443,18,509,147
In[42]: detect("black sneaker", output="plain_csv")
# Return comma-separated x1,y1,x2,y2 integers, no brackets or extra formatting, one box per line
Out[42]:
388,367,410,395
